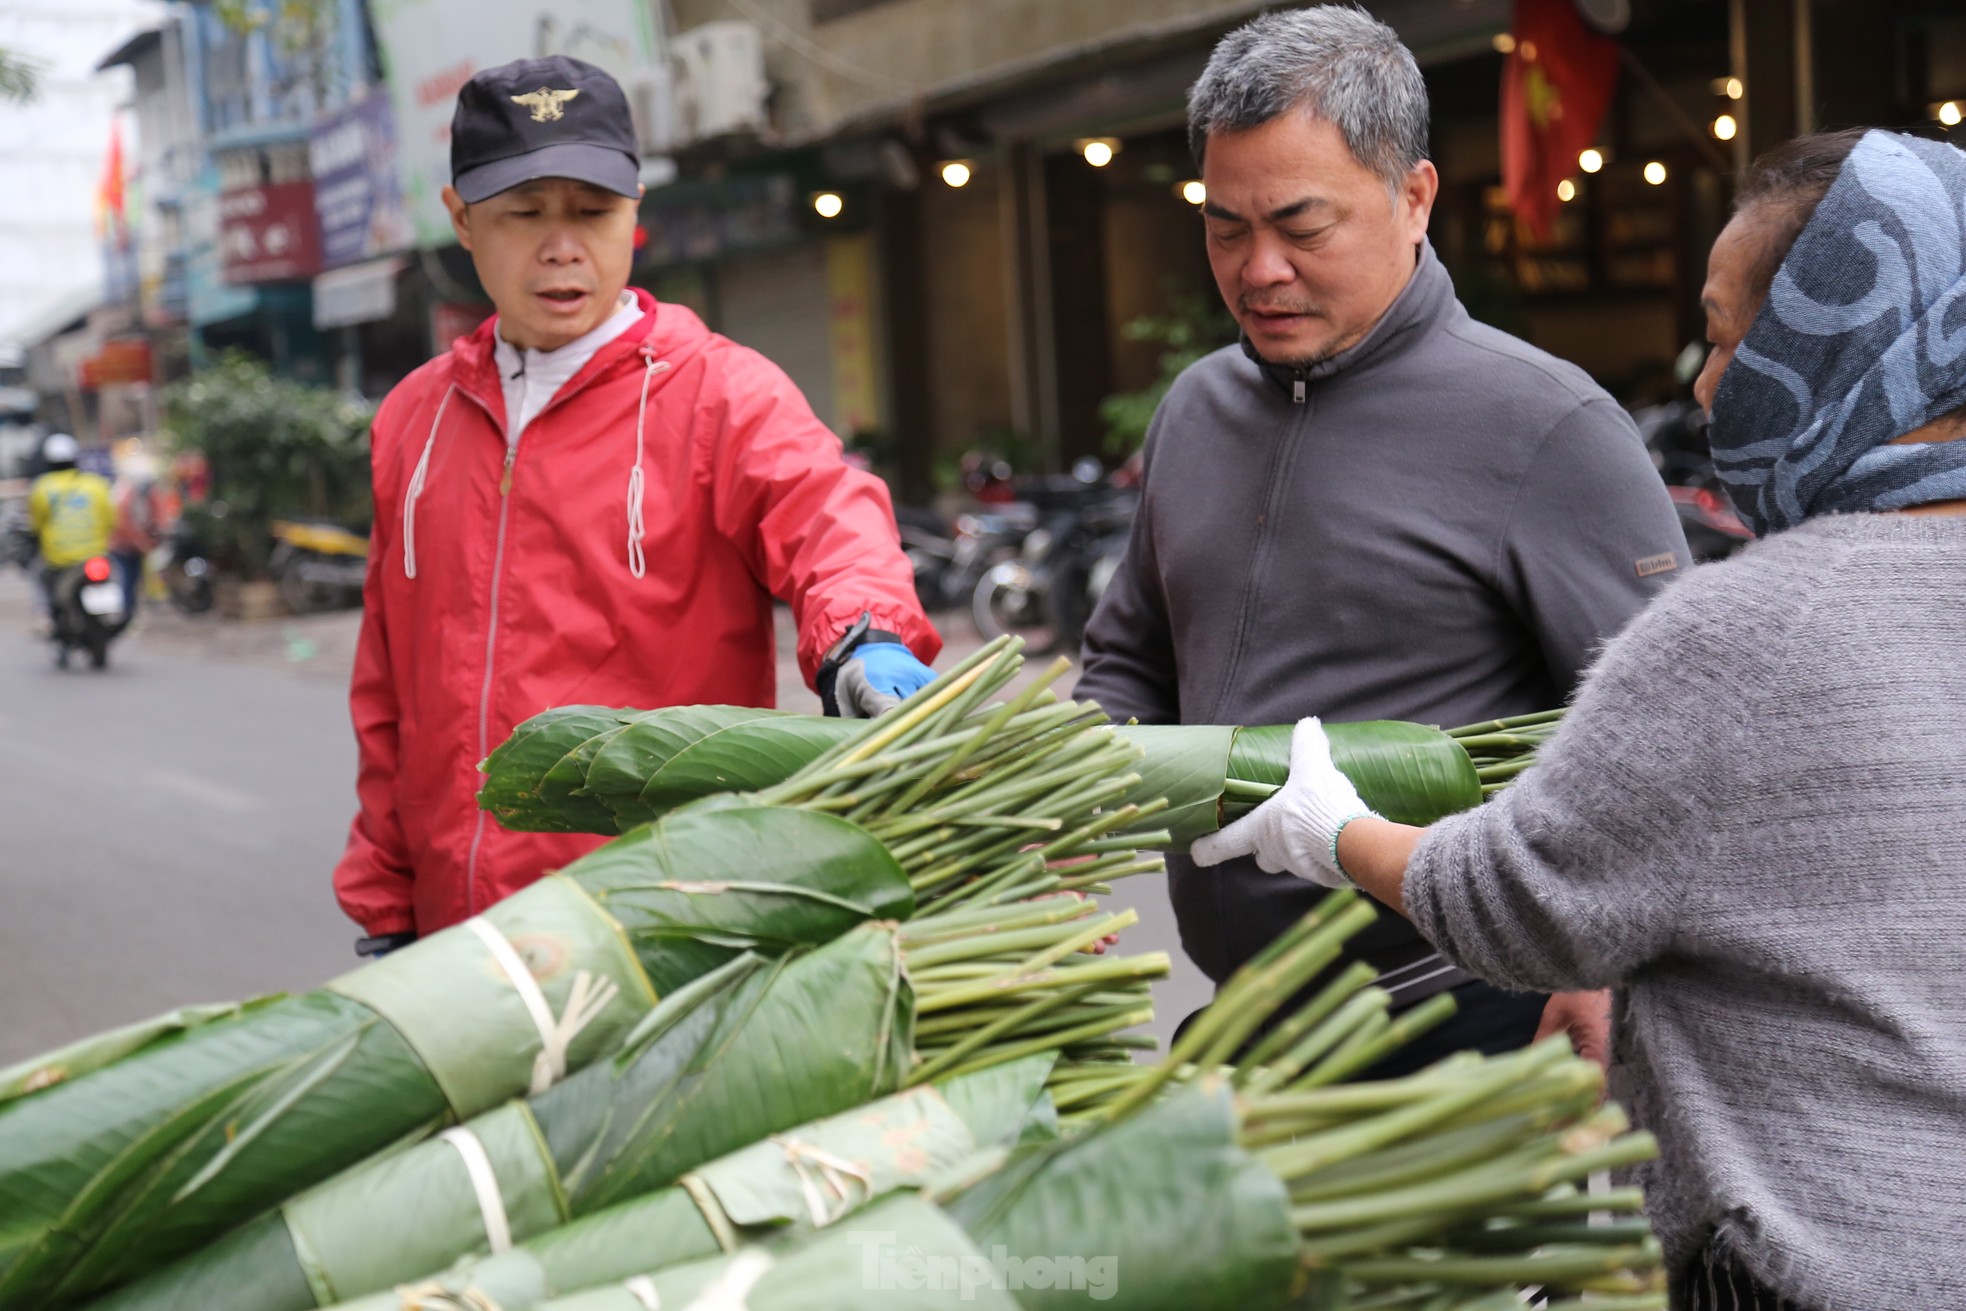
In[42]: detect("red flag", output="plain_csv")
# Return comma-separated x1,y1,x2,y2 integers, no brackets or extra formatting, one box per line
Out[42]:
1501,0,1619,240
95,119,126,245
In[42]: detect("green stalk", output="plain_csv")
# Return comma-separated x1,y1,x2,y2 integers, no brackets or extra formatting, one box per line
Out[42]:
934,1007,1156,1082
1239,960,1378,1078
1260,1041,1565,1179
905,983,1100,1086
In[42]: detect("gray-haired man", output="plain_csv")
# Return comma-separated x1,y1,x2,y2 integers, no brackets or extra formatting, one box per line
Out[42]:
1077,6,1690,1070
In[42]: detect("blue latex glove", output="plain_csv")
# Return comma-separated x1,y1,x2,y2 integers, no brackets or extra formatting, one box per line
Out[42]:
837,642,935,717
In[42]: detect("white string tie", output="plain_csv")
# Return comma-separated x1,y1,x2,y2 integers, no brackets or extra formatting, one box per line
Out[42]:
772,1137,875,1227
680,1250,774,1311
438,1126,512,1253
625,356,670,579
623,1276,661,1310
402,384,456,580
464,917,621,1095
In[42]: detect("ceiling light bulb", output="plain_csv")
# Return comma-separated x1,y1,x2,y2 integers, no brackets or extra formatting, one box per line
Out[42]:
1180,179,1206,206
1082,141,1114,167
1941,101,1964,128
940,161,972,188
1644,160,1668,186
1578,148,1605,174
1492,32,1517,54
1712,113,1738,141
1556,179,1577,203
812,192,844,219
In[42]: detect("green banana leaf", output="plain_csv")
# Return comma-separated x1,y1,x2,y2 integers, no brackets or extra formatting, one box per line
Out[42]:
91,928,917,1311
0,1000,275,1104
941,1079,1314,1311
539,1194,1022,1311
481,706,1485,847
1232,721,1484,829
564,801,913,994
477,708,659,835
321,1058,1058,1311
3,805,912,1311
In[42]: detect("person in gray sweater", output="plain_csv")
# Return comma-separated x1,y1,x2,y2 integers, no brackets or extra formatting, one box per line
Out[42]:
1195,129,1966,1311
1077,7,1688,1068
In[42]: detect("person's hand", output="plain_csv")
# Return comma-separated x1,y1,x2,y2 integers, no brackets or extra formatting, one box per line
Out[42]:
355,930,418,960
1189,717,1377,888
1536,989,1612,1070
836,642,935,718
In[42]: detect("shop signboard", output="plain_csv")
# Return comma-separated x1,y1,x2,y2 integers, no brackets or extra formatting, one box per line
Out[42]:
367,0,661,248
186,165,259,325
220,181,324,284
311,94,414,269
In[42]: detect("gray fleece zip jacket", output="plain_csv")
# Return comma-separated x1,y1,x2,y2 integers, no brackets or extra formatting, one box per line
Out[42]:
1407,513,1966,1310
1078,243,1689,987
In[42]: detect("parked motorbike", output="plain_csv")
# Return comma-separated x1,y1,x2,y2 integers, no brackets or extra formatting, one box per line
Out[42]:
155,518,215,615
269,519,369,614
898,502,1035,615
46,555,126,670
1631,393,1753,562
972,459,1138,654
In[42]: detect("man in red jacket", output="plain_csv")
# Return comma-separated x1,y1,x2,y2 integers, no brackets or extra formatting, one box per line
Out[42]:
336,56,939,953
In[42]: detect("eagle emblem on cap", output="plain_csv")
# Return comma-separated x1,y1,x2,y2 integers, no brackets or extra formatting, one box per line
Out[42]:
512,87,580,123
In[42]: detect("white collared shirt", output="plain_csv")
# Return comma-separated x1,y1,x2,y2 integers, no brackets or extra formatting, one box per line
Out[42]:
492,291,644,448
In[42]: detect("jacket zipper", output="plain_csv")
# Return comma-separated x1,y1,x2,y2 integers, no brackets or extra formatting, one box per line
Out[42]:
1292,369,1307,404
463,430,520,916
1208,388,1314,722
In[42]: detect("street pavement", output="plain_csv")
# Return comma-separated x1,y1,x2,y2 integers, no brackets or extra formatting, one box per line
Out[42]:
0,573,1208,1065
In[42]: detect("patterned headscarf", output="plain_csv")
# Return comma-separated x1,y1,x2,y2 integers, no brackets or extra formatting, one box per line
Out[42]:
1708,131,1966,536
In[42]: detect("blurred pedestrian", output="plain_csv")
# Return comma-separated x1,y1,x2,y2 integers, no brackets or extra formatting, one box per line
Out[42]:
336,56,938,956
1199,128,1966,1311
1076,6,1688,1073
109,453,163,620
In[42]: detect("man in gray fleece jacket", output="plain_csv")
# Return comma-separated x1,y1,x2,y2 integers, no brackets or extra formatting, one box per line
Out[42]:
1077,7,1688,1061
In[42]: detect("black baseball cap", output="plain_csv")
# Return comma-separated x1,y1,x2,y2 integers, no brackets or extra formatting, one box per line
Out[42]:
451,55,640,203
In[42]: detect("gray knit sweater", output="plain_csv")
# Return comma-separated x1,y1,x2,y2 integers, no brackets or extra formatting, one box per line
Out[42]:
1406,513,1966,1311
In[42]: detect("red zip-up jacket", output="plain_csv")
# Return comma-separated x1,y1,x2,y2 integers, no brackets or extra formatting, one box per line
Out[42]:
335,290,938,936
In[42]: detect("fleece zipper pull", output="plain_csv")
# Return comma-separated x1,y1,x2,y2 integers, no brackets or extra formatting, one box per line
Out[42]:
1292,370,1307,405
499,446,516,496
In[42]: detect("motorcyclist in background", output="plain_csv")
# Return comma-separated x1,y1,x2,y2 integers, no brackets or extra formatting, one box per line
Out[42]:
28,433,114,619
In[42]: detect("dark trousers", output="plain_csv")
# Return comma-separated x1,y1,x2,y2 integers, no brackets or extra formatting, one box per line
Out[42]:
111,549,143,619
1677,1242,1807,1311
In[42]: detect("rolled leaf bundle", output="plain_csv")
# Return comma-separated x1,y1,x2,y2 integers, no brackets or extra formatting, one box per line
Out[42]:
7,640,1155,1309
556,1055,1658,1311
324,1057,1058,1311
481,702,1561,845
91,901,1169,1311
498,897,1662,1311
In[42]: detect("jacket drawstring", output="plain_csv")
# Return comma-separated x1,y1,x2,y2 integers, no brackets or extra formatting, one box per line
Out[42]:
403,383,457,580
626,353,671,579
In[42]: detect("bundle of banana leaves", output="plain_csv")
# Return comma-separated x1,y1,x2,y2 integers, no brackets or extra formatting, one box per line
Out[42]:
479,665,1559,845
321,1056,1060,1311
89,893,1169,1311
2,641,1161,1310
504,896,1662,1311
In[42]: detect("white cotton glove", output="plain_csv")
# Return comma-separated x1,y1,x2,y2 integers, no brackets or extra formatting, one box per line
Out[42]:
1189,717,1378,889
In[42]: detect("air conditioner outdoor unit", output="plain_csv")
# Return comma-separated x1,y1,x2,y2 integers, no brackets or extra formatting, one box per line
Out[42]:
668,21,768,147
